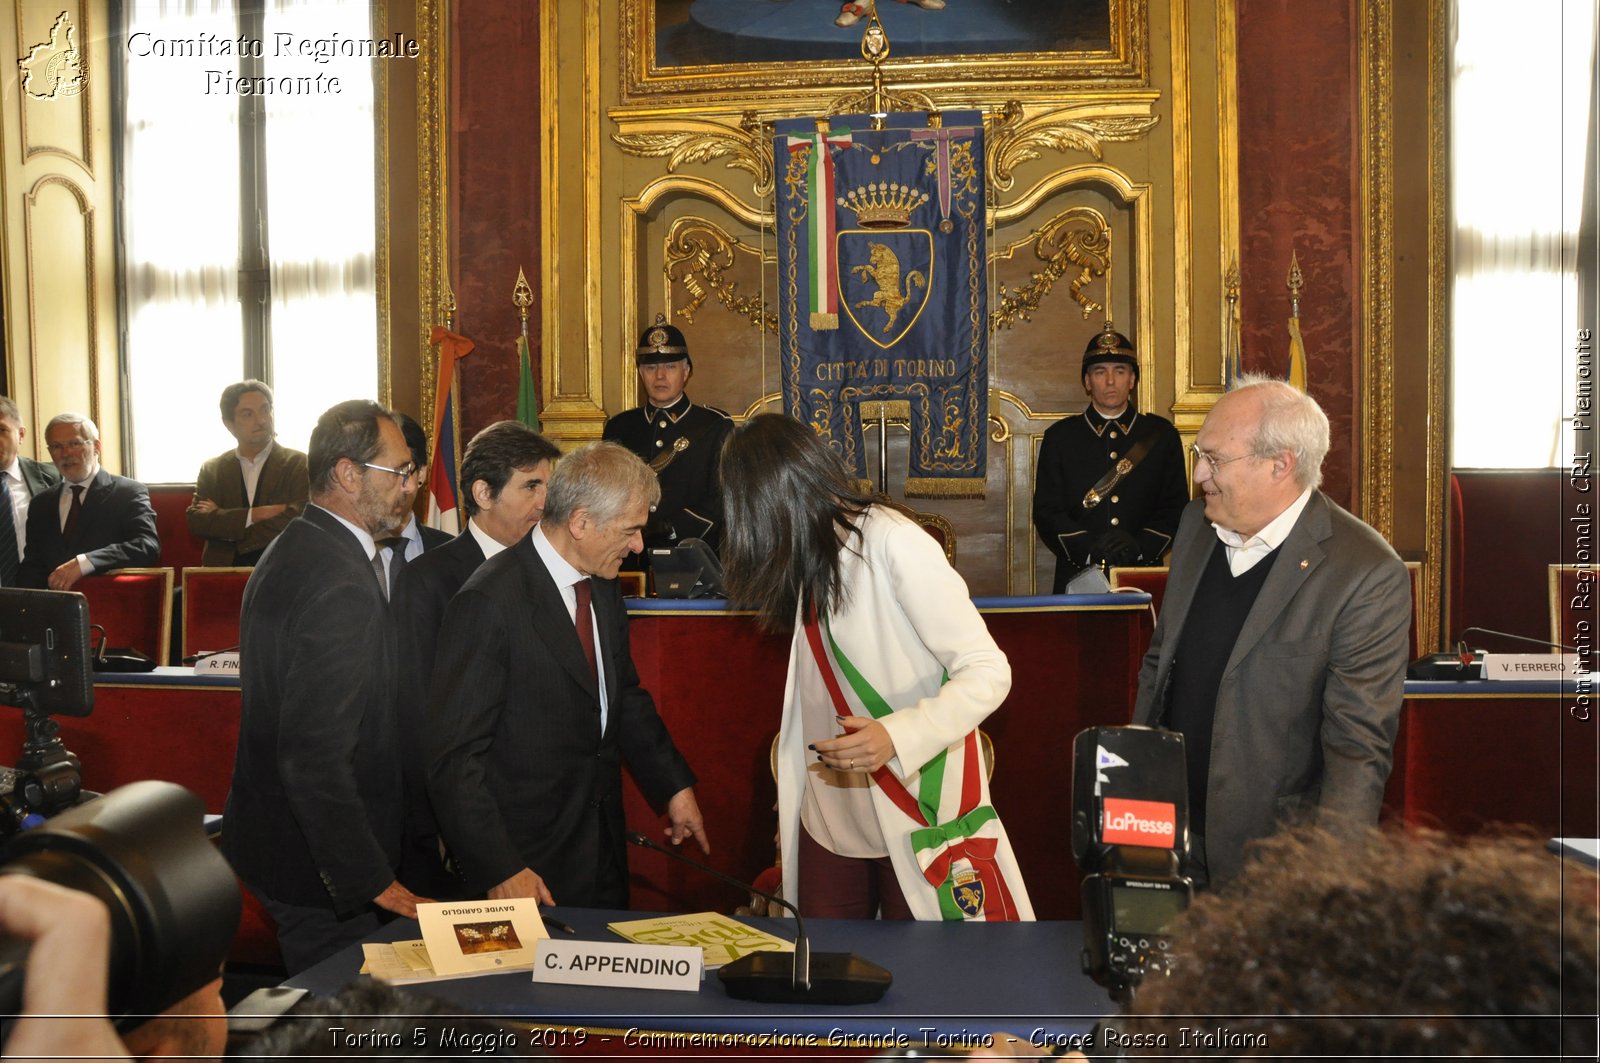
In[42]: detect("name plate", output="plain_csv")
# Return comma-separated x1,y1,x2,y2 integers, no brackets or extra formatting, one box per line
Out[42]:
532,939,701,993
193,651,240,674
1481,653,1584,680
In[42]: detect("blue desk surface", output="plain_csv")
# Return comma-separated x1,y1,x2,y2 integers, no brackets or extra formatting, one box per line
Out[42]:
626,593,1151,614
285,909,1110,1039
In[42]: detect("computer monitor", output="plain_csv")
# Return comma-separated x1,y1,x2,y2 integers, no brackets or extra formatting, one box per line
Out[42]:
0,588,94,717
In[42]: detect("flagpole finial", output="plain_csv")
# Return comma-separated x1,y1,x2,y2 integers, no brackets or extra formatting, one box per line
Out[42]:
512,267,533,338
862,12,890,124
1287,249,1303,317
1225,257,1241,306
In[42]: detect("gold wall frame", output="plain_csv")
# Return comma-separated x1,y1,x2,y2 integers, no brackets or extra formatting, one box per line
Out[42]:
620,0,1149,111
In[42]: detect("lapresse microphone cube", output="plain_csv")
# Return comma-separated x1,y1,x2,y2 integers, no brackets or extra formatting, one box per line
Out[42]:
1070,725,1189,873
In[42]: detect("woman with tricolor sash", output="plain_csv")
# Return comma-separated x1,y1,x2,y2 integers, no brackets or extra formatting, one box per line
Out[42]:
719,415,1033,921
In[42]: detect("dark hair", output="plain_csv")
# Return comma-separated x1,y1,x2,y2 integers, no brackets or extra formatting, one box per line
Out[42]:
1119,826,1599,1059
460,421,561,518
308,400,393,494
397,412,429,470
718,414,874,631
219,379,273,423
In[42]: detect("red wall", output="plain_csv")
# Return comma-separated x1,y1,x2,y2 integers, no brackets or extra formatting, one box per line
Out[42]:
1236,0,1360,510
449,1,542,438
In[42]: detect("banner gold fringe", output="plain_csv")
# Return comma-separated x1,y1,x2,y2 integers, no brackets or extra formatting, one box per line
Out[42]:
905,477,986,499
810,312,840,330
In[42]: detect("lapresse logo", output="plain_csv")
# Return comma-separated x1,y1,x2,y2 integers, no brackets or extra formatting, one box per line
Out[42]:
1100,798,1177,848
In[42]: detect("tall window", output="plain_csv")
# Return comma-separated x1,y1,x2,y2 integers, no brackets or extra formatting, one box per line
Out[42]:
1451,0,1596,469
121,0,378,482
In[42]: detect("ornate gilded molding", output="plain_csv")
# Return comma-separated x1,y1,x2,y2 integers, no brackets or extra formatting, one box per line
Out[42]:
663,217,776,334
1423,0,1448,649
991,206,1111,330
612,112,775,198
987,98,1161,192
372,0,392,408
1359,0,1396,540
619,0,1150,110
415,0,448,431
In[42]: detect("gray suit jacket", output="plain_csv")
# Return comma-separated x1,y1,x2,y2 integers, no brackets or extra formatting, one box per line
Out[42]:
1131,492,1410,883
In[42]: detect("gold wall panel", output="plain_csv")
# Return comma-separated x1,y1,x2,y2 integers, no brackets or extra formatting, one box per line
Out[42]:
572,0,1236,592
23,175,98,426
15,1,92,172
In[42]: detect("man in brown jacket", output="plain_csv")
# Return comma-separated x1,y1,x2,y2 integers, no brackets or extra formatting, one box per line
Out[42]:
187,380,309,566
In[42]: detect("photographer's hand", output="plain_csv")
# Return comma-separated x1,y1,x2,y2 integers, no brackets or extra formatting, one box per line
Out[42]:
0,876,130,1061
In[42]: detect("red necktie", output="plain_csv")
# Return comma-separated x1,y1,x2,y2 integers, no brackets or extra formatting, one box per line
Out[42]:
62,485,84,542
573,578,598,681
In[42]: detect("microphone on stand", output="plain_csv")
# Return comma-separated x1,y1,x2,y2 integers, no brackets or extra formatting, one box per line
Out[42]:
1408,626,1578,680
625,831,892,1005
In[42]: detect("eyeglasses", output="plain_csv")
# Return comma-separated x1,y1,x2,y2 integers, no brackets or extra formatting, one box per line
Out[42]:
46,439,89,454
1190,443,1254,470
361,460,418,481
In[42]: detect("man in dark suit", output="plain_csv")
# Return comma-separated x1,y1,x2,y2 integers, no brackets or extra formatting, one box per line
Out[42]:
1033,324,1189,592
386,413,451,571
0,395,62,586
602,315,733,566
222,399,430,973
187,380,309,567
428,442,709,906
17,413,159,590
392,420,559,895
1132,376,1410,888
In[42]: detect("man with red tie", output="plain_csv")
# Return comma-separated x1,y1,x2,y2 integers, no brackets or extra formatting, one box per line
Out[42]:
17,413,158,590
427,442,708,907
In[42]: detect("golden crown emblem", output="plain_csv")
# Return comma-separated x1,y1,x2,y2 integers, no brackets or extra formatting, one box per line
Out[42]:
836,182,928,229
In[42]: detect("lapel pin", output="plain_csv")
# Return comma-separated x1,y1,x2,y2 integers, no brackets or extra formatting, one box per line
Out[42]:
1300,559,1309,570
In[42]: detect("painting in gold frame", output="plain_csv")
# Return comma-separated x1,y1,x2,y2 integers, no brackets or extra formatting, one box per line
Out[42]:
620,0,1148,108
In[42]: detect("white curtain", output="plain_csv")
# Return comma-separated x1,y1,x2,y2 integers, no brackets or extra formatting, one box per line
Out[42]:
121,0,378,480
261,0,378,451
123,0,243,483
1452,0,1596,468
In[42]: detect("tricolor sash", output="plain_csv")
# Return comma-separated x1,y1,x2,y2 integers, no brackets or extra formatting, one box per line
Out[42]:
802,611,1023,921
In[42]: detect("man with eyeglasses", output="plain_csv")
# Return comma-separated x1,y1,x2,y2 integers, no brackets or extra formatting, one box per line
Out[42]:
1131,376,1410,888
223,399,433,972
187,380,309,567
1032,323,1189,593
17,412,159,590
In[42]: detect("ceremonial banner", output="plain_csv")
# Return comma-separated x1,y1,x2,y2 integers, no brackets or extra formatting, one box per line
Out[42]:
774,111,987,497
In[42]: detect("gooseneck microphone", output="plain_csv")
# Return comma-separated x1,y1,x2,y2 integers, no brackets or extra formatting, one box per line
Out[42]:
625,831,892,1005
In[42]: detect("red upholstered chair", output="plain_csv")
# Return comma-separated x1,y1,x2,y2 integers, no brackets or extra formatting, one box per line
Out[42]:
1109,565,1169,615
147,484,207,572
77,568,174,665
182,566,253,660
1549,565,1591,650
874,495,956,564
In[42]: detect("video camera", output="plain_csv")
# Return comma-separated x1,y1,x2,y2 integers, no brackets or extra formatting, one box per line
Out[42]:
1071,725,1194,1003
0,588,240,1026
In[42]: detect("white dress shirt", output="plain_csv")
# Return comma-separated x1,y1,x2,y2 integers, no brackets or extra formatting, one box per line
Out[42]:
1213,486,1315,575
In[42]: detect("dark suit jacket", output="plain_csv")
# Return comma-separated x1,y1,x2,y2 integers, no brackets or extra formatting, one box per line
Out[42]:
419,524,452,552
16,455,60,497
426,534,697,904
17,469,160,587
187,444,309,566
393,529,487,843
221,505,403,913
1032,408,1189,592
1131,492,1411,883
